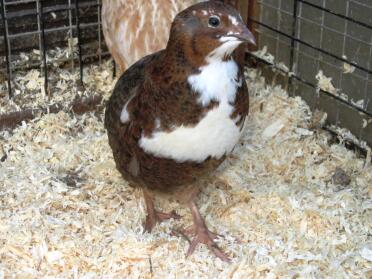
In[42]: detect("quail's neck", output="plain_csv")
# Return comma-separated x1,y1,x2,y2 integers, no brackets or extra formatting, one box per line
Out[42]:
165,40,238,71
165,40,203,69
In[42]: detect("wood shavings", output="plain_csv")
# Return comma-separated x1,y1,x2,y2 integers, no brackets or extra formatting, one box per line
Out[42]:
0,58,115,115
362,119,368,129
276,62,289,73
251,47,294,77
342,55,356,74
0,42,111,114
262,119,285,139
0,64,371,278
360,245,372,261
295,127,314,137
328,125,371,168
309,109,328,130
252,46,275,64
351,99,365,109
329,125,370,151
24,70,44,91
316,70,338,95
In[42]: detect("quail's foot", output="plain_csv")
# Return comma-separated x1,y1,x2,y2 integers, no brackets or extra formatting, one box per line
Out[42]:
184,199,231,262
143,188,181,232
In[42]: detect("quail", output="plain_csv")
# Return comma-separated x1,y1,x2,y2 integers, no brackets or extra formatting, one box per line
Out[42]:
105,1,256,261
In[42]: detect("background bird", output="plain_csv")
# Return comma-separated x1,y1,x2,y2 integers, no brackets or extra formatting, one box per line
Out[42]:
105,1,255,261
102,0,202,73
101,0,242,73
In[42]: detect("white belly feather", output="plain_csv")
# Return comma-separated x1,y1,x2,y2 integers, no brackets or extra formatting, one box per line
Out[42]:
138,58,243,163
139,102,240,163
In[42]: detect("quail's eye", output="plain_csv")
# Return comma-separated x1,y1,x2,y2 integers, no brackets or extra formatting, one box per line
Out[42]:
208,16,220,28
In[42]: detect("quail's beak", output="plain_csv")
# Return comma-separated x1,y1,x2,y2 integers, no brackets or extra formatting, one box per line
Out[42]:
233,25,256,45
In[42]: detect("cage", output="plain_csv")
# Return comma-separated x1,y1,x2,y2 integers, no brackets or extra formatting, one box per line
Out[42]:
0,0,371,277
247,0,372,149
1,0,371,148
0,0,109,128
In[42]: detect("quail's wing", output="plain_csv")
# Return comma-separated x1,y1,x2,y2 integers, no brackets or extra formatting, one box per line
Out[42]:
104,52,161,139
232,65,249,130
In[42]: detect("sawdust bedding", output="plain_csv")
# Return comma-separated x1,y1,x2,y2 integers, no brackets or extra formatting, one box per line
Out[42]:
0,61,371,278
0,42,107,114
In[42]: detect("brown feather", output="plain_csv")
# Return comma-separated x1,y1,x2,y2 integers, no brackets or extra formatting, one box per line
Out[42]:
102,0,202,72
105,2,251,192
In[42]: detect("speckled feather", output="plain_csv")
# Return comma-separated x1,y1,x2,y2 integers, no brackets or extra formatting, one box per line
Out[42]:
102,0,203,72
104,2,249,192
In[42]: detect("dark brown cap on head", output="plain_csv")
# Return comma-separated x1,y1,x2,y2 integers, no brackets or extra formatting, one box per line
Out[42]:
167,1,256,65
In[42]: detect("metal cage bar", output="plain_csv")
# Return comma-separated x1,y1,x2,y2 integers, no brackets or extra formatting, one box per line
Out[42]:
75,0,83,84
1,0,105,98
300,0,372,30
249,18,372,75
38,0,49,97
1,0,12,97
248,0,372,148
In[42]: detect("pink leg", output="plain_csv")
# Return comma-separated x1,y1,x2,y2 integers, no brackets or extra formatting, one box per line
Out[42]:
143,188,181,233
185,189,230,262
185,197,231,262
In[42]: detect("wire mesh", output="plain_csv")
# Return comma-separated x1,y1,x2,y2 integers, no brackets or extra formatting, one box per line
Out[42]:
0,0,371,148
0,0,108,98
247,0,372,148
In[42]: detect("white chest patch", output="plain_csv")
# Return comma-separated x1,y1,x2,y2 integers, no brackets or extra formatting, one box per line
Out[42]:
139,102,241,163
187,59,241,106
138,59,243,163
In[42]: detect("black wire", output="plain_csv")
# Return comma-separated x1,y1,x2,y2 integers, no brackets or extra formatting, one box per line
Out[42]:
39,0,49,97
289,0,298,73
0,52,111,74
299,0,372,31
249,18,372,75
112,60,116,78
2,2,101,20
75,0,84,84
288,0,299,96
1,0,12,98
246,52,372,118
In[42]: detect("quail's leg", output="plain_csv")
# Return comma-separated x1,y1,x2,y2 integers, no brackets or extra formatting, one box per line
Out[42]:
184,187,230,262
142,188,181,233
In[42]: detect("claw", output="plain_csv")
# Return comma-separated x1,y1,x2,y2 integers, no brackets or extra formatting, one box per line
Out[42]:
143,189,181,233
185,200,231,262
144,209,181,233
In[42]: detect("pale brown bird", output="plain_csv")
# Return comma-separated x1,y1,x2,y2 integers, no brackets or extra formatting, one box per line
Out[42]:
102,0,202,73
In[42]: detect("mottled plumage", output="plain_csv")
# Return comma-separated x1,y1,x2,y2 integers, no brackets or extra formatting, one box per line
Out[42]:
102,0,203,72
105,1,255,262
